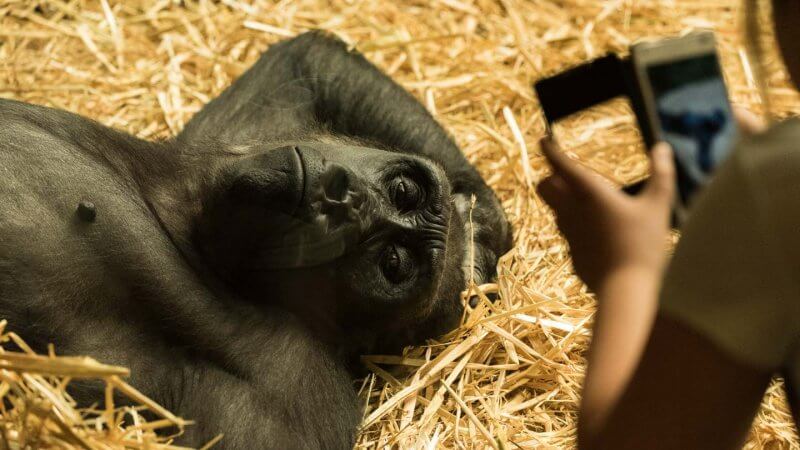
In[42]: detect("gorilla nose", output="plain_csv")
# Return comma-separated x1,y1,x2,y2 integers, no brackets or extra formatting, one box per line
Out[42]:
319,164,364,226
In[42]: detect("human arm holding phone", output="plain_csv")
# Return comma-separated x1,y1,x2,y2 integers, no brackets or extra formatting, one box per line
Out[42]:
538,109,777,449
534,0,800,443
537,138,677,444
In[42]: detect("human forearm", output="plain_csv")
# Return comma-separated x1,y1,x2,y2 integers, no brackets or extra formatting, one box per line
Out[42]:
579,267,662,443
536,138,675,445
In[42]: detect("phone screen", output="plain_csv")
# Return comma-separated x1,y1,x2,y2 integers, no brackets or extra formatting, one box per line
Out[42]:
646,53,737,204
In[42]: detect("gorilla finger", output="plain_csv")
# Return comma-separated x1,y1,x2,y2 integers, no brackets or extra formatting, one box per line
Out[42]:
468,291,500,308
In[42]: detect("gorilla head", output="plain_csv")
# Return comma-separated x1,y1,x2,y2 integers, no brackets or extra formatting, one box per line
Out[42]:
196,140,468,352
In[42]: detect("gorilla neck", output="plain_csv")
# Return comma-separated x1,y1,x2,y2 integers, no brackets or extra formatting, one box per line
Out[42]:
130,140,235,272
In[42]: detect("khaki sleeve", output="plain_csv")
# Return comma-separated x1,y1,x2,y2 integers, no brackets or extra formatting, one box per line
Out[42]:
659,142,799,369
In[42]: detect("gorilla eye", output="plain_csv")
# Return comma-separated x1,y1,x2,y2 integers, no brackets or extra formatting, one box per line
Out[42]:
391,176,422,211
380,244,412,284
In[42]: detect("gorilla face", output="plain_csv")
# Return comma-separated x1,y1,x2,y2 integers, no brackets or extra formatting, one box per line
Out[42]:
196,141,468,349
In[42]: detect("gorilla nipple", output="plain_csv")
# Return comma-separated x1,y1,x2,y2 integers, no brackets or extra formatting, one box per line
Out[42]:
76,200,96,223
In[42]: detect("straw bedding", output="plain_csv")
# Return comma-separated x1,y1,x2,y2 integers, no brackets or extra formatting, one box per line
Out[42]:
1,0,799,448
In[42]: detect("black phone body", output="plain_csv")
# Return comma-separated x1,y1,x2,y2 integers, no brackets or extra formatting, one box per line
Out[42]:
535,54,628,125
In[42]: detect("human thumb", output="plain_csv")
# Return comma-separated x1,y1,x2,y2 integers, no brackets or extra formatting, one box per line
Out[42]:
642,142,675,204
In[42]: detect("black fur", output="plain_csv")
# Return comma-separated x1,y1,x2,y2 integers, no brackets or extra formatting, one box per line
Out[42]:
0,31,511,449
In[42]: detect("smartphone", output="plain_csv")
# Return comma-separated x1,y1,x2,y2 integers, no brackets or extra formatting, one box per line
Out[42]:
631,31,738,221
535,54,627,125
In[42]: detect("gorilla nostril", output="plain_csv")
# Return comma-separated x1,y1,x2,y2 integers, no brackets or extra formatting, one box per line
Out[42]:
324,167,350,202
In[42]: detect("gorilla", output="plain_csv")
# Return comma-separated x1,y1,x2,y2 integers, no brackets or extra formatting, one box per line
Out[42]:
658,108,727,172
658,108,727,203
0,31,511,448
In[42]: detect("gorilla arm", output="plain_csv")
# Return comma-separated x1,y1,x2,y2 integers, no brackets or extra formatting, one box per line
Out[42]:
170,309,359,450
179,31,512,283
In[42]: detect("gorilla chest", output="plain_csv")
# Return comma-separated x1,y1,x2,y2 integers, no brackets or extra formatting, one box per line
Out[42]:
0,148,189,356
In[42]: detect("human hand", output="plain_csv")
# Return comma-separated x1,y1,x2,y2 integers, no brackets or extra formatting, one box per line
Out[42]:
733,106,767,135
536,138,675,294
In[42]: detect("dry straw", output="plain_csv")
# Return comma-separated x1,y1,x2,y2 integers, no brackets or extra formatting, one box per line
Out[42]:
1,0,799,449
0,319,219,449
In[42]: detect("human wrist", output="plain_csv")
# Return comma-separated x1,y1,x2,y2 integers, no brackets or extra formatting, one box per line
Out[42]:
595,263,664,304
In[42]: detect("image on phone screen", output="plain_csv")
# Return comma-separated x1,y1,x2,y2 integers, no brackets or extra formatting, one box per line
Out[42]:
647,54,738,204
